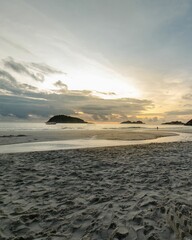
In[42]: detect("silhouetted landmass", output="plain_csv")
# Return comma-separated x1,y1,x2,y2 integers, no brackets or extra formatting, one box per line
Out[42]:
46,115,87,124
162,121,184,125
0,135,26,138
121,120,145,124
185,119,192,126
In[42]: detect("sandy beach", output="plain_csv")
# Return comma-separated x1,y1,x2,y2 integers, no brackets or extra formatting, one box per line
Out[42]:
0,141,192,240
0,129,177,146
1,1,192,239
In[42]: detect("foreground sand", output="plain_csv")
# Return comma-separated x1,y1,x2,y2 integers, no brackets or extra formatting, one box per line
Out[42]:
0,142,192,240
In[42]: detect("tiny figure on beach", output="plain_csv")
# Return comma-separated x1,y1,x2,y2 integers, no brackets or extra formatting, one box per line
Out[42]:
157,126,159,130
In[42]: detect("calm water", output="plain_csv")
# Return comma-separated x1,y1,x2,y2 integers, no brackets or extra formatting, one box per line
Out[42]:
0,122,191,132
0,122,192,153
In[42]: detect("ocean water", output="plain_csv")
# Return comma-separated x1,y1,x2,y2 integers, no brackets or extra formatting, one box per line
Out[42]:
0,122,191,132
0,122,192,153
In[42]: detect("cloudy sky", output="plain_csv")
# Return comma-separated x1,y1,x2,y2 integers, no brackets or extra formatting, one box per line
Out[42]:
0,0,192,123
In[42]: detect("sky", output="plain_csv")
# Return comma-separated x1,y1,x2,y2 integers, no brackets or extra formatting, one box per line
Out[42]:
0,0,192,123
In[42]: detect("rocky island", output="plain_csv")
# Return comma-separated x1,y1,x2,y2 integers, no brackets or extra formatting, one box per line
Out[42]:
121,120,145,124
161,119,192,126
162,121,184,125
46,115,87,124
185,119,192,126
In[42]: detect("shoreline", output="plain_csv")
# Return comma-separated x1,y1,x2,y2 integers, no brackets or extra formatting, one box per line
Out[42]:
0,130,185,154
0,129,177,146
0,141,192,239
1,130,192,154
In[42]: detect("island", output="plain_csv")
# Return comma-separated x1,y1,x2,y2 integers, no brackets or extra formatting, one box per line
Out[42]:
121,120,145,124
162,121,184,125
46,115,87,124
185,119,192,126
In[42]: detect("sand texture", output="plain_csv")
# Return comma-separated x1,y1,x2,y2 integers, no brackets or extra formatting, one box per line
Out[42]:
0,142,192,240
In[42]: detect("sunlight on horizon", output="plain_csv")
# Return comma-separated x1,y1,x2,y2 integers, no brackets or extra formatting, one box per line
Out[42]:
36,70,141,99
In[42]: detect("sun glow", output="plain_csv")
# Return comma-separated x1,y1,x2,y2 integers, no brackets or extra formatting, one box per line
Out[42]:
32,60,141,99
63,68,141,99
35,71,141,99
36,75,63,92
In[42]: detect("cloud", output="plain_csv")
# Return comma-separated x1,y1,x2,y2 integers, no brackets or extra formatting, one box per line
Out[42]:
0,90,153,121
0,69,41,98
98,91,116,96
0,95,51,119
0,68,153,121
30,62,64,75
21,84,37,91
183,93,192,100
145,117,159,123
2,57,64,82
0,57,154,122
166,109,192,116
0,69,23,95
3,57,44,82
0,69,17,83
54,80,68,90
1,1,192,124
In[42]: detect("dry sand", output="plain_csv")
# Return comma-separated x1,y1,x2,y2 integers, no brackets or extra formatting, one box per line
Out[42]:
0,142,192,240
0,129,177,145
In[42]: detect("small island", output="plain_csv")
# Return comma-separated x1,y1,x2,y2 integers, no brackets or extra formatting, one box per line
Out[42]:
162,121,184,125
185,119,192,126
46,115,87,124
121,120,145,124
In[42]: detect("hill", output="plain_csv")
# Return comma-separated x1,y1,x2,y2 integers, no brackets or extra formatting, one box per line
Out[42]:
121,120,145,124
46,115,87,124
185,119,192,126
162,121,184,125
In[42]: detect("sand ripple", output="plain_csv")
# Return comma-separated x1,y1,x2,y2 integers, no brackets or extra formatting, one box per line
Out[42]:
0,142,192,240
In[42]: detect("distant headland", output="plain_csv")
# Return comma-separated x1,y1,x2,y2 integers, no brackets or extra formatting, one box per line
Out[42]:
185,119,192,126
162,119,192,126
162,121,184,125
46,115,87,124
121,120,145,124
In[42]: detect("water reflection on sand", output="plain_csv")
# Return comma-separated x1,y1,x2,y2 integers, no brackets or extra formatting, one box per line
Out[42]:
0,132,192,154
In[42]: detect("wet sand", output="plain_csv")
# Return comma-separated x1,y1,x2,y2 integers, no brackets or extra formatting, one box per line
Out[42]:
0,142,192,240
0,129,177,145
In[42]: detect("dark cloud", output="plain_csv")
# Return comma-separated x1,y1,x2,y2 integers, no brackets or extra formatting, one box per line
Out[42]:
0,69,38,95
0,70,22,95
3,57,44,82
0,84,153,121
0,61,154,121
96,91,116,96
21,84,37,91
79,98,152,118
0,69,17,83
0,95,54,119
54,80,68,90
3,57,64,82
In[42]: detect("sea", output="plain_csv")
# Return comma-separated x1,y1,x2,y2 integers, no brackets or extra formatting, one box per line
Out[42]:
0,122,192,153
0,122,192,132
